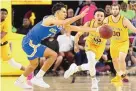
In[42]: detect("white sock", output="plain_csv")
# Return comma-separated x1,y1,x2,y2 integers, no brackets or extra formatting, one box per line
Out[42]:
74,64,89,72
35,69,45,78
86,51,97,77
91,77,96,80
18,74,26,82
8,58,22,69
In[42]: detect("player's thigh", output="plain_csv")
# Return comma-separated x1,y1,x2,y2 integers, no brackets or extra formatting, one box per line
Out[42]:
96,45,106,60
119,42,129,61
110,45,119,59
119,42,129,55
43,47,57,58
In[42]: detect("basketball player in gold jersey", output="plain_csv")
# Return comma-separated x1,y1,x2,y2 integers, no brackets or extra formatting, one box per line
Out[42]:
64,8,106,89
0,8,25,71
103,3,136,82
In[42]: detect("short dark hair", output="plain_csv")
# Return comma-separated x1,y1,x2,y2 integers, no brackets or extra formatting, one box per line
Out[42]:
111,3,120,10
52,2,66,14
94,8,106,17
0,8,8,14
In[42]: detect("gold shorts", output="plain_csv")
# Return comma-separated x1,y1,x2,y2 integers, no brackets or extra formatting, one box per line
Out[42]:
0,42,12,61
85,40,106,60
110,41,129,59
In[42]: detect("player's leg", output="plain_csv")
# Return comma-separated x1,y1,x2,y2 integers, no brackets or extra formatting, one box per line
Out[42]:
111,58,122,82
119,52,129,82
86,51,99,89
31,47,57,88
52,55,63,75
110,45,124,82
64,41,90,79
119,42,129,82
1,43,25,71
15,58,38,89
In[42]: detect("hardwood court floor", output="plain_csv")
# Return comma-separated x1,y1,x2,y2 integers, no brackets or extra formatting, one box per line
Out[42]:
1,76,136,91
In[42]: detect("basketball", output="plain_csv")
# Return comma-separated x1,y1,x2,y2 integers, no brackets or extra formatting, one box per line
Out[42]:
99,25,113,39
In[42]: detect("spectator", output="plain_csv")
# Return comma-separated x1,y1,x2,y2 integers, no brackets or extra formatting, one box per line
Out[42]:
67,8,77,36
120,2,136,35
130,37,136,66
16,10,35,35
16,18,32,35
67,8,74,18
120,2,135,20
79,1,97,25
57,31,75,65
105,5,111,17
131,2,136,27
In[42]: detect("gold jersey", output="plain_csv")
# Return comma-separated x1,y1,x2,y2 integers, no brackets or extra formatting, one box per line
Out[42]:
86,19,107,46
0,19,9,42
108,15,129,43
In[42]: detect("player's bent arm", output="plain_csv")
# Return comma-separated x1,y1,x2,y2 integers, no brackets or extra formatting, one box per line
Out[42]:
74,32,83,46
123,18,136,32
74,21,90,46
0,31,7,39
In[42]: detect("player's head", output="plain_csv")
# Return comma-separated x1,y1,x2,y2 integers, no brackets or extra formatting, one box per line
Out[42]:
0,8,8,22
94,8,105,24
52,2,67,20
111,3,120,17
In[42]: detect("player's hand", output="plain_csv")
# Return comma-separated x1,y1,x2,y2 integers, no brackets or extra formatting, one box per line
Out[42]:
74,45,80,53
79,8,89,18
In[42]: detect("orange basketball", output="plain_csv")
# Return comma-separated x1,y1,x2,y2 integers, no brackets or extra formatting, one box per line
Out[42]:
99,25,113,39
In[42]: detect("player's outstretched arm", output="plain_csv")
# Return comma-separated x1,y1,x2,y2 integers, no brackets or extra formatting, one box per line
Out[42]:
65,25,97,32
62,8,89,25
43,8,89,26
123,18,136,32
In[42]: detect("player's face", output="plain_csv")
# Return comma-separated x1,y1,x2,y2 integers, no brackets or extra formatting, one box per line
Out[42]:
0,11,8,22
58,8,67,20
94,11,105,24
111,6,120,17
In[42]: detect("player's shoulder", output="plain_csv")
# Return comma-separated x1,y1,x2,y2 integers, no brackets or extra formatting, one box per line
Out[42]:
2,19,9,27
1,19,7,25
43,15,55,20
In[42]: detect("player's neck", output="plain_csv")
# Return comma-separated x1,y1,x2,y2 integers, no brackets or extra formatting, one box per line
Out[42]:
112,14,121,22
94,21,102,27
